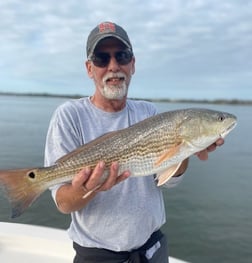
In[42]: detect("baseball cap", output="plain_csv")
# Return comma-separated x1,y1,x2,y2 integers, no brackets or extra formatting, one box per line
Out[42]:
86,22,133,58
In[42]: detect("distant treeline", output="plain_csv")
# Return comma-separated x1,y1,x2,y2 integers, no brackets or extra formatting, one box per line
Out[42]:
143,98,252,105
0,91,251,105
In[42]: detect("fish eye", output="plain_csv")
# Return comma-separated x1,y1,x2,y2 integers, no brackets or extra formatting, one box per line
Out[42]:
218,114,225,122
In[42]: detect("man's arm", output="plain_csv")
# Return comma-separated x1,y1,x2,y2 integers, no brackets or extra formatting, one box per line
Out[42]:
55,161,130,214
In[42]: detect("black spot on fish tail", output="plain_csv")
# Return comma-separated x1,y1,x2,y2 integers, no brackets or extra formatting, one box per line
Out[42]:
0,168,46,218
27,171,36,179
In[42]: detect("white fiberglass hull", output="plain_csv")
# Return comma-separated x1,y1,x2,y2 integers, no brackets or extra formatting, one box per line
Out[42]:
0,222,189,263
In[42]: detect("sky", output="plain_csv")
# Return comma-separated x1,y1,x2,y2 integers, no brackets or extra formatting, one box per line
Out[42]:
1,0,251,100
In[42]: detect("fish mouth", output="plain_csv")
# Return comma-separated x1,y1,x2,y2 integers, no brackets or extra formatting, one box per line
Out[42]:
220,121,237,138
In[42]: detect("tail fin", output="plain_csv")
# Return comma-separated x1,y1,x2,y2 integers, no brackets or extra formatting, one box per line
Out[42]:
0,168,46,218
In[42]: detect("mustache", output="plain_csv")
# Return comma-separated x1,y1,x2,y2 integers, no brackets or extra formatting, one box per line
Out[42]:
102,72,127,83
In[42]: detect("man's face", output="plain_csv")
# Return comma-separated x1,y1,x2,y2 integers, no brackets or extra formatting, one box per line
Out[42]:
86,38,135,100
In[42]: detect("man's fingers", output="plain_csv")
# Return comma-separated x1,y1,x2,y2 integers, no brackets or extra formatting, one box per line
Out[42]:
196,150,209,161
72,167,91,188
98,162,130,191
115,170,131,184
84,161,105,191
195,138,225,160
72,161,130,194
216,138,225,146
98,162,119,191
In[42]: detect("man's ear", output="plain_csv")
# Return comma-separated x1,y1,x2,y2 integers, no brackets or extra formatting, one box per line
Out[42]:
131,57,136,75
85,61,93,78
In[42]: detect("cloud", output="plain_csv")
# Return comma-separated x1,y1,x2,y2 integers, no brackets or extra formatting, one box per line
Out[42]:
0,0,251,99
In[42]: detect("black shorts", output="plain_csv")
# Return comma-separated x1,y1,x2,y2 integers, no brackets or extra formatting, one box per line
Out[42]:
73,230,168,263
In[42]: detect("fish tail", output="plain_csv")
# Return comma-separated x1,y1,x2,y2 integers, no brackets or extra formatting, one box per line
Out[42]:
0,168,45,218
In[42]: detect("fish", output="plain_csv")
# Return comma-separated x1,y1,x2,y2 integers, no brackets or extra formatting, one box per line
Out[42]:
0,108,237,218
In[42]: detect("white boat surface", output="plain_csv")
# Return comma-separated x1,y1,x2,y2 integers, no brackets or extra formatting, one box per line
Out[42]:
0,222,188,263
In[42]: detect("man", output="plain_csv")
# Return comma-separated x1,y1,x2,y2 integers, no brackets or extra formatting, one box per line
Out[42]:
45,21,224,263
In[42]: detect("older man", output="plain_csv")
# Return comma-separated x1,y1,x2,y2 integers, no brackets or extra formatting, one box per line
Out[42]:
45,21,224,263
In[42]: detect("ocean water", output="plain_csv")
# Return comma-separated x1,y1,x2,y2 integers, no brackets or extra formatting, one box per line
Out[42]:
0,95,251,263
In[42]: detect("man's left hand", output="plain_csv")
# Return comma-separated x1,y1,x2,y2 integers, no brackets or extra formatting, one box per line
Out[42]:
195,138,225,161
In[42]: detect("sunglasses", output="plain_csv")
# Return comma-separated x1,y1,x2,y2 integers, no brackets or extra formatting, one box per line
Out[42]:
89,49,133,68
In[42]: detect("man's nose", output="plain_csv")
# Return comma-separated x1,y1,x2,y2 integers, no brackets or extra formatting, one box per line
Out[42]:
107,56,120,72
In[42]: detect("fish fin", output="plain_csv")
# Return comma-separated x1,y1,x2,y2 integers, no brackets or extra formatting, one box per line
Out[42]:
156,162,183,186
0,168,46,218
155,143,183,167
82,184,101,199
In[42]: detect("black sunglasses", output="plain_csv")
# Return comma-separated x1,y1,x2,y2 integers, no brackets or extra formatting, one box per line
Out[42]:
89,49,133,68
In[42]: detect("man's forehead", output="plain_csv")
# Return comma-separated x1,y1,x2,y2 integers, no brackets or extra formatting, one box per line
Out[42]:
94,37,127,52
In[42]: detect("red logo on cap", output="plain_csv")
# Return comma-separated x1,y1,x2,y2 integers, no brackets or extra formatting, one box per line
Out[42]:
99,22,116,33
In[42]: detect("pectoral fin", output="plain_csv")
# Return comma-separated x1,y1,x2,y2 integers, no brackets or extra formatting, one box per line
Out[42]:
82,184,101,199
156,162,182,186
155,143,183,167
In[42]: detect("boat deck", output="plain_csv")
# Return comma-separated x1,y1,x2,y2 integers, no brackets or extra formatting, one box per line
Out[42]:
0,222,188,263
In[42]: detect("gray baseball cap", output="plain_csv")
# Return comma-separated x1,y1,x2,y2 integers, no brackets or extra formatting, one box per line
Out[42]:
86,22,133,58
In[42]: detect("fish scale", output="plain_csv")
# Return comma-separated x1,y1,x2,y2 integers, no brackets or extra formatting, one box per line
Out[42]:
0,108,237,218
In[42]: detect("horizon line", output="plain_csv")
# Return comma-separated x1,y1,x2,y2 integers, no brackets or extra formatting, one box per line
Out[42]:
0,91,251,105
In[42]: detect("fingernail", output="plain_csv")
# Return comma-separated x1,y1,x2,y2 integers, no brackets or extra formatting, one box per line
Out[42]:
112,162,119,170
125,171,131,177
99,161,105,168
84,167,91,175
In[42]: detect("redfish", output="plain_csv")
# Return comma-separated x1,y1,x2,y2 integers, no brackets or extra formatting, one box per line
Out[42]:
0,108,237,218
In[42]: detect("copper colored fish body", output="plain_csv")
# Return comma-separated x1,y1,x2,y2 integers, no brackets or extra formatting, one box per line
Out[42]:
0,108,237,218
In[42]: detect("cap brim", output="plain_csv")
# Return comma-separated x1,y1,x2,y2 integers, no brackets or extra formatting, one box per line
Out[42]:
88,34,132,58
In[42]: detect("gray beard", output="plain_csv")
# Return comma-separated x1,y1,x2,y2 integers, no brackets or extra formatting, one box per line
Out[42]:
101,83,128,100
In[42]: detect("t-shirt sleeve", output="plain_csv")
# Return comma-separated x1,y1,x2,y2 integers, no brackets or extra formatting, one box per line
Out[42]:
44,102,82,203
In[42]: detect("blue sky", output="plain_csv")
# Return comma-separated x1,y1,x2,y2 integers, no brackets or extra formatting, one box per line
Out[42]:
1,0,251,100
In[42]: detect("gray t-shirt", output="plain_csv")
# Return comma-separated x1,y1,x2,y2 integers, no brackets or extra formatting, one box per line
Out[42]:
44,97,183,251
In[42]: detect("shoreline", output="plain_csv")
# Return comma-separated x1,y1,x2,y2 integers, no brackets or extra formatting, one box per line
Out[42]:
0,91,251,105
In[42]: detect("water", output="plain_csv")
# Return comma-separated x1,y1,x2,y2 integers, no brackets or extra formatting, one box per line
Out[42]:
0,95,251,263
